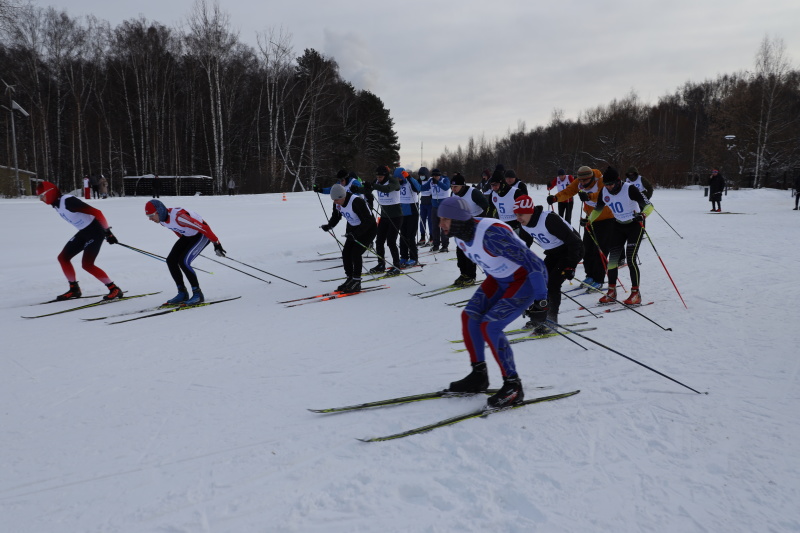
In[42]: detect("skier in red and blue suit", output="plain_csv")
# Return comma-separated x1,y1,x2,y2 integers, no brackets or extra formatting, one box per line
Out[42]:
36,180,122,301
437,195,549,408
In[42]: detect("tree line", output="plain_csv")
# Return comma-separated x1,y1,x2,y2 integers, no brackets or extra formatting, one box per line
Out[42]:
0,1,400,196
433,36,799,190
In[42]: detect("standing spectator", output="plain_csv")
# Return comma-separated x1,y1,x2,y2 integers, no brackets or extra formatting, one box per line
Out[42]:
152,174,161,199
625,167,654,199
228,178,236,196
708,169,725,212
320,184,377,292
397,168,421,266
90,175,100,199
36,181,122,301
478,169,492,193
438,196,549,408
366,165,403,275
548,169,575,224
794,174,800,210
422,168,451,252
450,172,489,286
83,176,91,199
144,199,226,306
98,175,109,199
417,167,432,245
588,167,654,306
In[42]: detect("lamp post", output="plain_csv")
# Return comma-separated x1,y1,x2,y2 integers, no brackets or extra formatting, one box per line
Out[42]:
2,80,30,197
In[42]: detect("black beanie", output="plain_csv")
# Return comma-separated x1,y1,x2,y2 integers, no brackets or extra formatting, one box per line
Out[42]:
451,173,466,186
336,169,348,180
603,166,620,184
504,169,517,179
375,165,390,176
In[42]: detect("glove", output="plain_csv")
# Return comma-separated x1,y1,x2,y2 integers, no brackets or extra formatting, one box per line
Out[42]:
578,191,589,202
350,184,360,193
362,181,373,193
312,184,322,193
525,299,549,325
214,242,226,257
320,224,331,232
546,195,556,205
632,213,644,224
579,218,587,228
561,267,575,280
104,228,118,245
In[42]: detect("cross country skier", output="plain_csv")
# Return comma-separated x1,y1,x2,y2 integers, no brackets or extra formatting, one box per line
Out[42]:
320,184,378,293
36,180,122,301
513,195,583,333
588,167,654,305
144,199,226,306
438,196,549,408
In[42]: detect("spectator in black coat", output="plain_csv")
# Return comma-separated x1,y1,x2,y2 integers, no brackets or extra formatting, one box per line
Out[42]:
708,169,725,212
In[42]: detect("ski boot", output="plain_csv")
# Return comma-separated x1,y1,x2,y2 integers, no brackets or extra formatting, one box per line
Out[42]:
341,278,361,294
598,286,617,304
385,267,402,277
102,282,123,301
336,277,354,292
447,361,489,394
623,286,641,305
368,264,386,274
185,287,204,306
165,287,188,306
56,281,81,301
487,376,524,408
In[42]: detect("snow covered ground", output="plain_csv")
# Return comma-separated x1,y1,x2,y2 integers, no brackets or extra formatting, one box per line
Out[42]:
1,186,798,533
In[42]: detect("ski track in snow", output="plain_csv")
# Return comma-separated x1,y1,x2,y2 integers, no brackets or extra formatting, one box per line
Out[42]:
1,187,799,532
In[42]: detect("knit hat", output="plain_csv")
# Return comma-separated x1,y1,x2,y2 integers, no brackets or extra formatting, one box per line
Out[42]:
576,166,593,179
557,168,566,176
482,169,491,179
431,168,442,176
626,166,638,177
36,181,60,205
418,167,430,177
330,183,347,200
489,173,504,184
336,169,348,180
603,166,620,184
375,165,390,176
494,164,505,173
504,169,517,179
513,195,535,215
437,196,473,221
450,173,466,186
145,199,168,221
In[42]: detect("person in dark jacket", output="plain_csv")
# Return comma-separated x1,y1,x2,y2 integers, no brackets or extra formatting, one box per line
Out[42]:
793,174,800,210
450,173,489,286
708,169,725,212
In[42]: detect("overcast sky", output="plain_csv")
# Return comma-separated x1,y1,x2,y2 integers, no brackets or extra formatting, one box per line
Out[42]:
44,0,800,172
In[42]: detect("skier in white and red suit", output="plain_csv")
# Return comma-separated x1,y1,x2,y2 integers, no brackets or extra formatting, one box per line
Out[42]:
437,195,549,409
144,199,226,306
36,180,122,301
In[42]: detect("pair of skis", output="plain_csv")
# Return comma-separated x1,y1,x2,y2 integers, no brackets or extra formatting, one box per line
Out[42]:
86,297,242,324
310,388,580,442
280,285,389,307
574,301,654,319
22,292,161,319
410,280,483,299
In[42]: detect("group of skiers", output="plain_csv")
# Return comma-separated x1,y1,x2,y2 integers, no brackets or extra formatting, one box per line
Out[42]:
314,164,655,408
36,181,226,307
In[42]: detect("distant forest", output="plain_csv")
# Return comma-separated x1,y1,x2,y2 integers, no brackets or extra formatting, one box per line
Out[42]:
434,36,800,190
0,1,400,195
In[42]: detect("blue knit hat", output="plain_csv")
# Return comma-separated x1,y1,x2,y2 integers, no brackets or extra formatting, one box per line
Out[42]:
437,196,473,221
145,199,168,221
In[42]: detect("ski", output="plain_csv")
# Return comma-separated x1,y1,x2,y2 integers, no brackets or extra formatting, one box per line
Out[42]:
575,301,653,318
82,301,188,322
448,322,589,343
321,268,422,283
445,299,471,307
284,286,389,307
34,293,107,305
451,327,597,352
415,281,483,299
309,386,555,413
107,296,242,324
357,390,581,442
21,292,162,319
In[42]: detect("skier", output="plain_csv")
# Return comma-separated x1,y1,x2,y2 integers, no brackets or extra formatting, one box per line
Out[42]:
625,166,654,199
320,184,378,293
438,196,549,408
360,165,403,275
513,195,583,333
397,168,421,266
588,167,654,306
547,169,575,224
548,166,615,291
449,172,489,286
144,199,226,306
708,169,725,212
422,168,451,252
36,180,122,301
417,167,433,245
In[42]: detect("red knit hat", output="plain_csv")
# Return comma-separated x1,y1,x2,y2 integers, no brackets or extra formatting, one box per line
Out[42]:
513,195,535,214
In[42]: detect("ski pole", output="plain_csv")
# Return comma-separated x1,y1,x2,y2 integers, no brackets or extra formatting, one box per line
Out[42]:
652,207,683,239
224,256,307,288
549,321,706,395
350,235,425,286
640,224,688,309
576,279,672,331
199,254,272,284
118,242,214,274
544,321,588,350
561,289,602,319
585,222,626,292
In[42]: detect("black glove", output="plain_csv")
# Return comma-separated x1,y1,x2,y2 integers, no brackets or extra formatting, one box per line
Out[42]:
526,299,549,325
214,242,226,257
561,267,575,280
546,195,556,205
632,213,644,224
104,228,118,245
312,184,322,193
320,224,331,232
363,181,373,193
578,191,589,202
579,218,588,228
350,184,360,193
